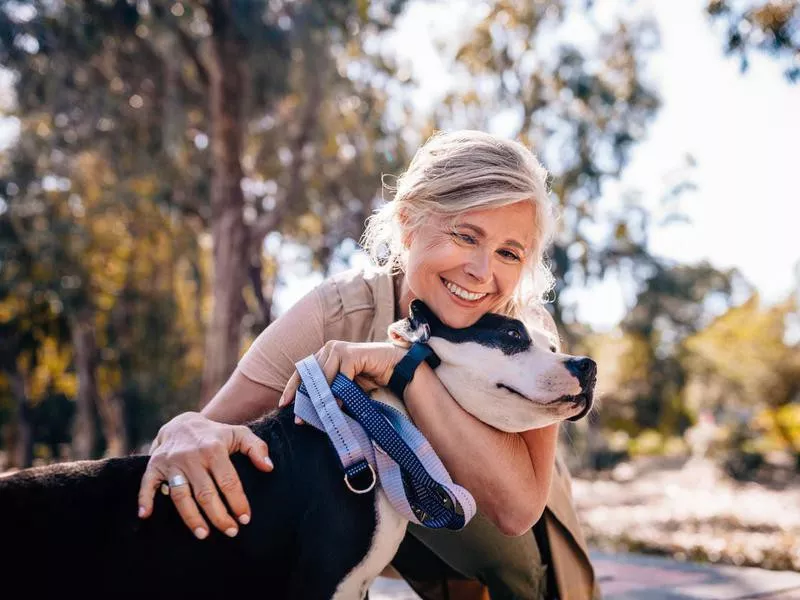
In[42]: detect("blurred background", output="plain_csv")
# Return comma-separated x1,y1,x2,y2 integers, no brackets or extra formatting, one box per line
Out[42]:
0,0,798,576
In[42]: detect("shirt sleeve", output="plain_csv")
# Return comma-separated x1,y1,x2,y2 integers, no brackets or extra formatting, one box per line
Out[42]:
236,286,327,392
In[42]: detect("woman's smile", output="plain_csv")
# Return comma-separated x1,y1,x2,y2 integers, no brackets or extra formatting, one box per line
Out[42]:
441,277,489,303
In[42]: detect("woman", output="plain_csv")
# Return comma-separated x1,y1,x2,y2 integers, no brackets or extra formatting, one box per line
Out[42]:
137,130,599,600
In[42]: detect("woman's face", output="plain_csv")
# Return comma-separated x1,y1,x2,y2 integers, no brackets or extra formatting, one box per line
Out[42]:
402,201,536,329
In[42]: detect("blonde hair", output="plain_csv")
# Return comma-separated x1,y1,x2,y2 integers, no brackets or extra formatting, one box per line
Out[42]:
361,130,557,316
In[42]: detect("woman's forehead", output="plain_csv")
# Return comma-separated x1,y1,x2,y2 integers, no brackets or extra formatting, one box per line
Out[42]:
451,204,536,245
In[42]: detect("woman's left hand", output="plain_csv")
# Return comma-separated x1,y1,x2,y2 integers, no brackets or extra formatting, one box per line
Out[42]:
278,341,405,411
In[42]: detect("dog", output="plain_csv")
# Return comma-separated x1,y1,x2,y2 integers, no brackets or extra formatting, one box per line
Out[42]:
0,300,595,599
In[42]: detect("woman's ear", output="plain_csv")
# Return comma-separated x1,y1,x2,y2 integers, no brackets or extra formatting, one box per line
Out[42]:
396,208,414,248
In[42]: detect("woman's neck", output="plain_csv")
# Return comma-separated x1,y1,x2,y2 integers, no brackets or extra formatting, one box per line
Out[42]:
393,271,413,321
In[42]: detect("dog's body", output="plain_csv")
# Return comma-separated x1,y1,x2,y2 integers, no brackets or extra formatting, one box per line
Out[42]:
1,409,380,599
0,302,595,599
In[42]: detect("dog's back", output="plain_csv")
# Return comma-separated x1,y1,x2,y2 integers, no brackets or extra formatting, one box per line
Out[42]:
0,408,377,599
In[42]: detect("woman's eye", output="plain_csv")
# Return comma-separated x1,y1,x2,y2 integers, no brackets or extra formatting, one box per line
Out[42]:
498,249,521,262
452,232,477,245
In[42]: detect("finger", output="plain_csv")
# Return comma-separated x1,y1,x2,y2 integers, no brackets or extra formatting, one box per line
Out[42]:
281,344,333,408
236,426,274,473
354,375,379,393
138,461,166,519
182,465,240,537
278,371,301,407
207,450,252,527
321,344,344,383
165,470,211,540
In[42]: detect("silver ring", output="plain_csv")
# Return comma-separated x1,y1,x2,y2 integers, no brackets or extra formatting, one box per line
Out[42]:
168,474,189,488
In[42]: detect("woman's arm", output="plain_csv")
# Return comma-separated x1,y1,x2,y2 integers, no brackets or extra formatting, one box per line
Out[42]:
138,288,326,536
404,363,558,536
202,369,282,424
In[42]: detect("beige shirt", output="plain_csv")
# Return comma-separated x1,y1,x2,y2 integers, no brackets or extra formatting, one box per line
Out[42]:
238,267,599,600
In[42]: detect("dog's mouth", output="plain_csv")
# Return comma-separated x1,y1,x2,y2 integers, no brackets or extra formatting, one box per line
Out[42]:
557,391,594,421
496,382,528,400
495,384,594,421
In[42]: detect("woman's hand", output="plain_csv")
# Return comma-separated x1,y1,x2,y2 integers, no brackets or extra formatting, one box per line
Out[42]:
137,411,273,539
278,341,405,409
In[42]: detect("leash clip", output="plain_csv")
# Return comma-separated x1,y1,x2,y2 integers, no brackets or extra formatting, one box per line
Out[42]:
344,463,376,494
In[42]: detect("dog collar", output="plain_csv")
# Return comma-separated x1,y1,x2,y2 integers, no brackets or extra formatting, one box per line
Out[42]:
387,342,440,401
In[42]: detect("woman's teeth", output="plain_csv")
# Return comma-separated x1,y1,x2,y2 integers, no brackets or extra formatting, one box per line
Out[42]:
443,279,487,302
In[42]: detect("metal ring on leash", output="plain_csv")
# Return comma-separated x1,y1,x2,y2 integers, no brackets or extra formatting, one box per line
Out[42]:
344,463,376,494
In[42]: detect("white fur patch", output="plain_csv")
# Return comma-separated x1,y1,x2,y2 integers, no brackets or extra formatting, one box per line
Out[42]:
429,338,584,432
331,490,408,600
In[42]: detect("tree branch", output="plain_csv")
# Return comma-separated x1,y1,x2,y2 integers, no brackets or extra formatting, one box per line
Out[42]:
150,4,210,89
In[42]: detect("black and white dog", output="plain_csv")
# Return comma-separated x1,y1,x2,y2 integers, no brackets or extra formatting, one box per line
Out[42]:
0,301,595,600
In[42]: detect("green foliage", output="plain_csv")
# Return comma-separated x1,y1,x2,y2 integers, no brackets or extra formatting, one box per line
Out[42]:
0,0,411,462
683,295,800,447
707,0,800,82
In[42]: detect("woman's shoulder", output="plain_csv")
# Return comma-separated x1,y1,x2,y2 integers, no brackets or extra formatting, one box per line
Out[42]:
317,265,394,324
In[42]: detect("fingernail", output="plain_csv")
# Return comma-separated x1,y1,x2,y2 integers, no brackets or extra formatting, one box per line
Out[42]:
265,456,274,469
194,528,208,540
277,397,285,407
225,527,238,538
239,514,250,525
294,416,302,425
138,506,146,518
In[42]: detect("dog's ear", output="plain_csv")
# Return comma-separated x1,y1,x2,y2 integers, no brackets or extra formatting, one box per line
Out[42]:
388,299,435,346
408,299,441,331
388,320,415,347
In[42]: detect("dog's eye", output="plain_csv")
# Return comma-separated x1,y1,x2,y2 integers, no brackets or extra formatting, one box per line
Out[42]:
506,329,522,339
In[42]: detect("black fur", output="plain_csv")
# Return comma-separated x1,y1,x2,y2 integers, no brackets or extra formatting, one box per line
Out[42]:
0,408,376,599
410,299,532,355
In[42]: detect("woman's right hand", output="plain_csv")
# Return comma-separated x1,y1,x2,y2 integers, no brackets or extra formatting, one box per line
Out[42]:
137,411,274,540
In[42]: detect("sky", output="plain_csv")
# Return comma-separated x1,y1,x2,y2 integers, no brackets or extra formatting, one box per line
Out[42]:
582,0,800,327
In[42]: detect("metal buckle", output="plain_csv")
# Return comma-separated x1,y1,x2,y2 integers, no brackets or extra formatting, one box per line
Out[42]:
412,505,429,523
344,463,377,494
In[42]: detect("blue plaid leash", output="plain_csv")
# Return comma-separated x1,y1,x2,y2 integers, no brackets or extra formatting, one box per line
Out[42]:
293,354,476,530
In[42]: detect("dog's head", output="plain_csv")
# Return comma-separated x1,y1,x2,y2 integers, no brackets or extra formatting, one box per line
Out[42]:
388,300,596,432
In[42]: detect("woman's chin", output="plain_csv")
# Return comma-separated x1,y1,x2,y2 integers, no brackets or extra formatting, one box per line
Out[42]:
424,287,497,328
437,309,481,329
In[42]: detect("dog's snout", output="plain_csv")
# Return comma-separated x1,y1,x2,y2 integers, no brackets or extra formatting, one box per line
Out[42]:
565,357,597,386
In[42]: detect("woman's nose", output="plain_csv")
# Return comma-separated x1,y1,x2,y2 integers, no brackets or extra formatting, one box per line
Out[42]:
464,250,492,283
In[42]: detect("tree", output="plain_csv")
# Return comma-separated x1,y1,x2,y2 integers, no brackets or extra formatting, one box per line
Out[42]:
429,0,664,340
0,0,410,458
706,0,800,82
684,294,800,419
620,261,748,432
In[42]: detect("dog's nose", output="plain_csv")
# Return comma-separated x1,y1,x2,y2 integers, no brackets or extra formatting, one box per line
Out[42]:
565,357,597,387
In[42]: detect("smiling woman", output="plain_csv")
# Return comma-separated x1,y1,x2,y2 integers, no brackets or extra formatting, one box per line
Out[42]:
138,130,599,600
398,203,537,329
363,129,556,326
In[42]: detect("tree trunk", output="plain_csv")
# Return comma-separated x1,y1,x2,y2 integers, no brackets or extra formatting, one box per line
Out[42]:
97,391,128,457
8,369,33,468
70,310,97,460
200,0,249,405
